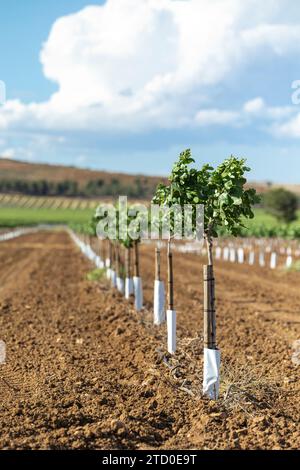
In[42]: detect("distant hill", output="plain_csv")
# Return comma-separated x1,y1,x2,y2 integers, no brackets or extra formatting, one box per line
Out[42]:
0,158,167,199
0,158,165,187
245,182,300,196
0,157,299,198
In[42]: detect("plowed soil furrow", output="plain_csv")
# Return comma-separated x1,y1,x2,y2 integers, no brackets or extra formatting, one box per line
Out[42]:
0,232,299,450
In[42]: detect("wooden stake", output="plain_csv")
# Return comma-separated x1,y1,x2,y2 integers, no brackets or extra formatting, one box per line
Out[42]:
134,242,140,277
115,244,120,276
109,241,113,268
167,245,174,311
203,265,216,349
103,239,107,263
125,247,131,279
155,247,161,281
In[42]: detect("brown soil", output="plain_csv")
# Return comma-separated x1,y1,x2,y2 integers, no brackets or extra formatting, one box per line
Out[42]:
0,231,299,450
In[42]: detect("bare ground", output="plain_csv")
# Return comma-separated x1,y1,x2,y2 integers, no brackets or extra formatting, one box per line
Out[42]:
0,231,299,450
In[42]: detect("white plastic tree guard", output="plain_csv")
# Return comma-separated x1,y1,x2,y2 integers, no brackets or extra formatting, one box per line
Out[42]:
286,255,293,269
229,248,236,263
133,276,143,311
116,276,124,294
111,270,117,288
167,309,176,354
249,251,255,265
237,248,244,264
125,277,134,299
95,256,105,269
223,247,229,261
215,247,222,260
259,252,265,267
270,252,277,269
203,348,221,400
0,228,37,243
154,280,165,325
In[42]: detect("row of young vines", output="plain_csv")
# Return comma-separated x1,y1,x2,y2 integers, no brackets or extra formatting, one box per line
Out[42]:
70,150,260,400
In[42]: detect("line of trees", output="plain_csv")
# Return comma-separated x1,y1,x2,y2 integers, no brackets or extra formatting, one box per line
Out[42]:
0,177,156,199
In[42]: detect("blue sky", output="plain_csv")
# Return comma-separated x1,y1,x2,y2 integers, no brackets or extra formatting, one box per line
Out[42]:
0,1,100,101
1,0,300,182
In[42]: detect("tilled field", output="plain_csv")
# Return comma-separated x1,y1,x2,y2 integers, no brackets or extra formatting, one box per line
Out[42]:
0,231,299,450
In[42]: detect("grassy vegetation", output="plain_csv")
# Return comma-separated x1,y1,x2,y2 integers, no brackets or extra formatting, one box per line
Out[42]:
245,209,300,230
245,208,300,229
86,268,106,281
0,206,93,227
286,260,300,272
1,202,300,238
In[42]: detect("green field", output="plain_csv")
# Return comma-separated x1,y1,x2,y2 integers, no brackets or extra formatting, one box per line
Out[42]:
245,208,300,227
1,196,300,238
0,206,94,227
0,194,99,227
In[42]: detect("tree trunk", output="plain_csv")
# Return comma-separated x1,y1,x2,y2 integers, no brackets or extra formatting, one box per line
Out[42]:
109,241,113,268
115,244,120,276
125,247,131,279
167,241,174,311
206,235,213,267
204,235,216,349
155,247,161,281
134,242,140,277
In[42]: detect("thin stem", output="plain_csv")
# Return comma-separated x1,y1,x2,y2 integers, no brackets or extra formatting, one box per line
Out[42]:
167,235,172,256
205,234,213,267
167,236,174,310
155,245,161,281
115,244,120,276
134,241,139,277
109,241,113,268
125,247,131,278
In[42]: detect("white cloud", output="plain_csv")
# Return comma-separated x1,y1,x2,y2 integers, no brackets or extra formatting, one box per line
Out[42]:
195,109,239,126
273,113,300,137
75,154,89,165
244,98,265,114
1,148,16,159
1,0,300,137
194,96,296,129
241,24,300,56
243,97,295,121
0,142,37,161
